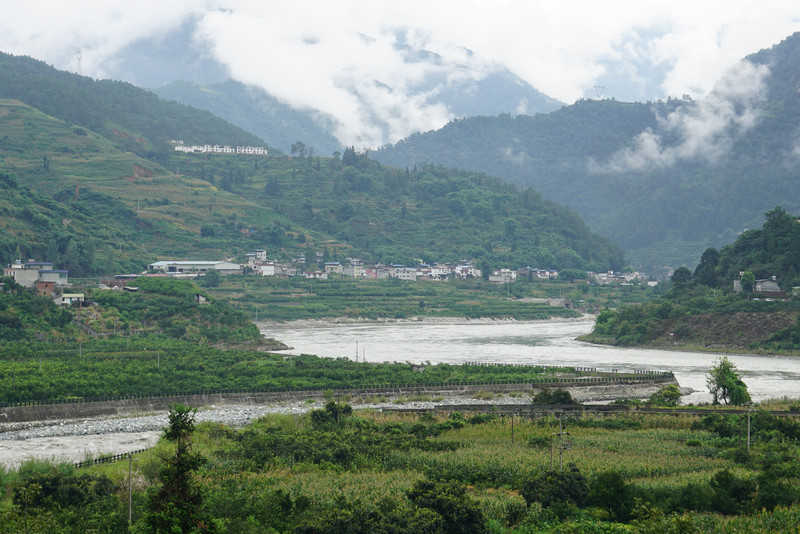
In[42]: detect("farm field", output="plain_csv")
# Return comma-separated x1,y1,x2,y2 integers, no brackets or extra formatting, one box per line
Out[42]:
4,404,800,532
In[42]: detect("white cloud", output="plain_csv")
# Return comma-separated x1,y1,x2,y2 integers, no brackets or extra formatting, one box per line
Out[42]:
593,60,770,173
2,1,800,146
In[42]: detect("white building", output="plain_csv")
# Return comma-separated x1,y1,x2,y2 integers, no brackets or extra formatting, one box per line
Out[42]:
3,261,69,288
488,269,517,284
147,260,241,275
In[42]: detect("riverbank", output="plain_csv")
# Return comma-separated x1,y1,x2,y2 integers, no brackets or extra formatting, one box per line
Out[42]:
258,314,595,331
0,378,677,468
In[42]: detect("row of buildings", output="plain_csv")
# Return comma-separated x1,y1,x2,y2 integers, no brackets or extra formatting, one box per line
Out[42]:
170,141,268,155
144,254,652,285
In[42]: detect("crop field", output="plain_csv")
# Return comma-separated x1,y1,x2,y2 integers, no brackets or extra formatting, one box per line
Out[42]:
6,404,800,533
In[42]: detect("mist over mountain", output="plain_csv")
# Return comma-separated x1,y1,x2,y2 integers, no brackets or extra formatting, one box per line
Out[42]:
375,33,800,271
103,18,563,152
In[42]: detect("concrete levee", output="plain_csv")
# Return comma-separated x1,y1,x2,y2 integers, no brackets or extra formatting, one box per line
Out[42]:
0,377,678,424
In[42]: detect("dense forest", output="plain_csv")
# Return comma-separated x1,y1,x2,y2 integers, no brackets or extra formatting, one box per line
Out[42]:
375,33,800,271
584,207,800,352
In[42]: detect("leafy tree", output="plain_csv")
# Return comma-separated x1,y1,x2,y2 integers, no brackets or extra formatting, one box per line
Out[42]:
740,271,755,294
342,146,359,167
290,141,307,158
309,401,352,427
586,470,631,520
531,388,578,405
142,404,214,532
694,247,720,287
406,479,488,534
671,266,692,287
649,384,682,406
706,356,751,405
559,268,587,282
520,464,589,510
201,269,221,288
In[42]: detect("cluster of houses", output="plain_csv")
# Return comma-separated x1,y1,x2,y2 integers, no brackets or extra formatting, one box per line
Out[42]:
142,252,656,286
170,140,268,155
2,260,84,305
591,270,652,286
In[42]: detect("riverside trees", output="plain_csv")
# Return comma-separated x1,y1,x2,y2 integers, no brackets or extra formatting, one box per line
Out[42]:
707,356,751,405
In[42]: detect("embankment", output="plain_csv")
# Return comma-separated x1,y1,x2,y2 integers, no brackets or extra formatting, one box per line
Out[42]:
0,376,678,424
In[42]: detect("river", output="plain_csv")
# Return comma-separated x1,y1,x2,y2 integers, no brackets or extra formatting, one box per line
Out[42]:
4,318,800,468
262,317,800,405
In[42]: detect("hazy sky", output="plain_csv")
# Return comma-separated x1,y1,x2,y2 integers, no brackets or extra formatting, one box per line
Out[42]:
3,1,800,146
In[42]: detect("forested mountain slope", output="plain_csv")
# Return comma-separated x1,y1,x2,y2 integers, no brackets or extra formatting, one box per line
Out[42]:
0,52,275,163
0,97,623,275
585,207,800,353
375,33,800,271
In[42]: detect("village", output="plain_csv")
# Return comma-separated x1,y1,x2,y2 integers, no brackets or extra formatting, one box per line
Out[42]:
2,251,650,308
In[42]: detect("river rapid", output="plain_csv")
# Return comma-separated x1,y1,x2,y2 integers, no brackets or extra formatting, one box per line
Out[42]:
4,317,800,468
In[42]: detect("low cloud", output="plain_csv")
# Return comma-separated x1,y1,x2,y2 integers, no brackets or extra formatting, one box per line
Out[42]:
592,60,770,173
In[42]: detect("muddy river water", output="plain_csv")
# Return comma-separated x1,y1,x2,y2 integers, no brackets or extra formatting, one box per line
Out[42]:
4,318,800,468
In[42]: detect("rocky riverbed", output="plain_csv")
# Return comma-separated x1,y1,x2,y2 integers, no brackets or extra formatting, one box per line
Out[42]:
0,395,535,468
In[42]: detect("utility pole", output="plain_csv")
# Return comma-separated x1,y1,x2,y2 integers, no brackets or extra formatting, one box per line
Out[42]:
551,415,571,470
128,454,133,527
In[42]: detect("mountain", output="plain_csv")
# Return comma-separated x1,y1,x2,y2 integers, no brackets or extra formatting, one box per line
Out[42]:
155,80,343,157
0,99,291,276
0,90,622,276
584,207,800,354
374,33,800,272
0,52,275,162
103,18,563,151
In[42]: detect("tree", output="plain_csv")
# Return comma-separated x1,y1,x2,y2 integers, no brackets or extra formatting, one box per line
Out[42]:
671,266,692,287
586,470,631,520
531,388,578,405
142,404,214,532
740,271,755,294
706,356,751,405
342,146,358,166
291,141,307,158
694,247,720,287
406,479,487,534
649,384,682,406
201,269,221,288
521,464,589,513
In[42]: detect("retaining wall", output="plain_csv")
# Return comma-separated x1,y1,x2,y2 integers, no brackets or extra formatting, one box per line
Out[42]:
0,377,678,424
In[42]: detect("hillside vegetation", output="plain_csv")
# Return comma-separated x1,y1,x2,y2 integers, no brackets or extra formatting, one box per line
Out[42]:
0,96,623,275
375,33,800,271
0,52,272,162
583,208,800,353
0,275,261,345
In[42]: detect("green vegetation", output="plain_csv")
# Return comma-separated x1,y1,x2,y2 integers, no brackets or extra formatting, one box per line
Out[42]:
376,33,800,270
0,276,74,341
0,52,270,162
5,405,800,532
0,340,578,404
207,275,588,321
0,275,259,344
0,55,624,277
584,208,800,354
707,356,751,406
